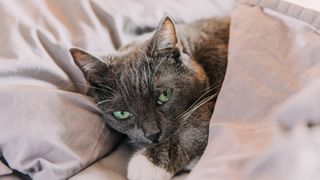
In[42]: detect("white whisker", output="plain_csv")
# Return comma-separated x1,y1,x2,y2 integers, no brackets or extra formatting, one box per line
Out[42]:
152,56,167,82
96,99,116,106
73,83,122,98
175,84,219,120
179,93,217,120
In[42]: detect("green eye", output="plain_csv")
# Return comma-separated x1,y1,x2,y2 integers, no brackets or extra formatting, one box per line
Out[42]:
157,89,172,105
112,111,132,120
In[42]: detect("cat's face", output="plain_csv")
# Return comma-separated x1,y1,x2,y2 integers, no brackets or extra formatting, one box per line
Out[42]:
70,17,209,144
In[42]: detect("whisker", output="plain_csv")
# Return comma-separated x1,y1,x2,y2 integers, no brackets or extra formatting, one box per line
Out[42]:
73,83,110,92
204,82,221,92
146,57,154,92
151,56,167,82
179,93,217,120
139,49,151,89
175,84,219,120
96,84,122,97
73,82,122,98
96,99,116,106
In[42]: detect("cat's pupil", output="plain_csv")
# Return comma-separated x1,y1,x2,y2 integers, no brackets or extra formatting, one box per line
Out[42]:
163,91,168,96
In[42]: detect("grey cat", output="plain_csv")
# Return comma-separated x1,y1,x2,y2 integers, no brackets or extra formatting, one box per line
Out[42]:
70,16,229,180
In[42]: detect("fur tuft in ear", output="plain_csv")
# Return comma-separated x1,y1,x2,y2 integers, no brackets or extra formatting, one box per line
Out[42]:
70,48,107,84
149,16,182,56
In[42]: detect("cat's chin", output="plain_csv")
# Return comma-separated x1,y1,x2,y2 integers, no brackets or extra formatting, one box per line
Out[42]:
130,140,153,150
127,149,172,180
128,136,157,149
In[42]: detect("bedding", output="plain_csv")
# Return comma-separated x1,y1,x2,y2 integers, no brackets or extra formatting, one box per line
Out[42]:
71,1,320,179
0,0,234,179
186,1,320,180
1,0,320,180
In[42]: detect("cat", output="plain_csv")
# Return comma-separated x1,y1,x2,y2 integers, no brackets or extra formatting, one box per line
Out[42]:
70,16,229,180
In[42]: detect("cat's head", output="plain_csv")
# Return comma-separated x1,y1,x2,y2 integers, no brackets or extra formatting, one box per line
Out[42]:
70,17,209,144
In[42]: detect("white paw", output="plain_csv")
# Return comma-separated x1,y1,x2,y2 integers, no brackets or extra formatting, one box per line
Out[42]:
127,149,172,180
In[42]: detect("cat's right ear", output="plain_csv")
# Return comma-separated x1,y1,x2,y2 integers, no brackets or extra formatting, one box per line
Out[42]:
70,48,107,84
149,16,182,57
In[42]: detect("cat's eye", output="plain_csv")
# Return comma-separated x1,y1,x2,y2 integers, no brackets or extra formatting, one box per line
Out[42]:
157,89,172,105
112,111,132,120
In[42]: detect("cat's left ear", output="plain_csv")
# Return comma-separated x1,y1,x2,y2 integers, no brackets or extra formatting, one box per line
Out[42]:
70,48,108,84
149,16,183,57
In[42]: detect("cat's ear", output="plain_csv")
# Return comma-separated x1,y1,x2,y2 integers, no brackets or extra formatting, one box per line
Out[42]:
149,16,182,57
70,48,107,84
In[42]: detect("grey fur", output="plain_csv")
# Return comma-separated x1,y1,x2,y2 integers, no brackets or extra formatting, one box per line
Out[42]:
70,16,229,175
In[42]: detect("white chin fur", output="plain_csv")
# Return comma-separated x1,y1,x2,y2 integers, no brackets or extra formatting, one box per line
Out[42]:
127,149,172,180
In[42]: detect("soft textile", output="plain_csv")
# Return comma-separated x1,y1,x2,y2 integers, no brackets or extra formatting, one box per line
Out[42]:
0,0,234,179
72,1,320,179
2,0,320,180
186,1,320,180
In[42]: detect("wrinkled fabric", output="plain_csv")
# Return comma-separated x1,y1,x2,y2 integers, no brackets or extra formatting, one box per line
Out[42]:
3,0,320,180
0,0,234,179
187,2,320,180
0,160,12,176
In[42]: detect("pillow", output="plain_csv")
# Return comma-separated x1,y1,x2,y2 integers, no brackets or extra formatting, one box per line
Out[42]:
0,0,121,179
0,86,120,179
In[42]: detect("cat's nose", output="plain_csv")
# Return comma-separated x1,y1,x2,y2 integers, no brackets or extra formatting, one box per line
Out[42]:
146,131,161,143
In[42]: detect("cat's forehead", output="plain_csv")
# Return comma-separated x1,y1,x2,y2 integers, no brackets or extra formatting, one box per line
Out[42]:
102,56,152,94
104,48,148,65
99,45,179,97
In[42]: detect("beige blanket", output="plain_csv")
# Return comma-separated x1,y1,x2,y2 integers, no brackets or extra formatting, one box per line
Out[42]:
187,1,320,180
1,0,320,180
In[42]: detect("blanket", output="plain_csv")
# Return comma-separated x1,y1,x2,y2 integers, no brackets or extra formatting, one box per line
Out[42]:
1,0,320,180
187,1,320,180
0,0,233,179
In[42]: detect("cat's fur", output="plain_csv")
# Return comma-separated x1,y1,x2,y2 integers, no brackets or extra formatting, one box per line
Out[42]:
70,16,229,180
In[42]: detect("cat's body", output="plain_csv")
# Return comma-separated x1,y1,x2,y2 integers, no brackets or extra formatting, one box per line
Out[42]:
70,17,229,180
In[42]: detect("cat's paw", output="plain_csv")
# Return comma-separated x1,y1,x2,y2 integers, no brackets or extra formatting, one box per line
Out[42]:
127,149,172,180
